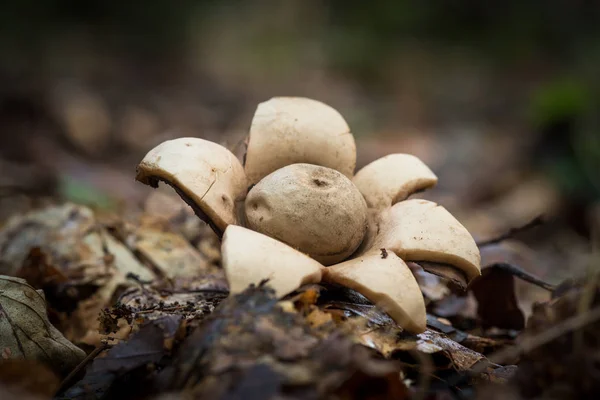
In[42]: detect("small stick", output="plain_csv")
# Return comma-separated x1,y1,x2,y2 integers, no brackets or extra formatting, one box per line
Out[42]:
126,272,154,286
485,262,556,292
448,304,600,388
493,304,600,365
56,343,110,395
477,216,544,247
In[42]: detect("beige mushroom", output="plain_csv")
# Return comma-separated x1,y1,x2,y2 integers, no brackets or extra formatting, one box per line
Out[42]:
222,225,324,297
372,199,481,282
244,97,356,185
245,163,368,265
353,154,438,209
136,137,247,236
322,251,427,333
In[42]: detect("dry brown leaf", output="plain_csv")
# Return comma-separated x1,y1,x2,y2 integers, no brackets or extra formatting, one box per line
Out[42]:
308,284,488,373
470,267,525,330
134,228,212,280
480,242,552,319
305,308,334,328
61,319,175,399
156,285,408,399
349,322,485,371
0,276,85,376
112,285,226,335
0,204,157,346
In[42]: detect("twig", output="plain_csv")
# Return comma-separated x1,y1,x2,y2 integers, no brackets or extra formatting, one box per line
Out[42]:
485,262,556,292
477,216,544,247
135,305,187,314
126,272,154,286
56,342,111,395
449,304,600,388
492,304,600,364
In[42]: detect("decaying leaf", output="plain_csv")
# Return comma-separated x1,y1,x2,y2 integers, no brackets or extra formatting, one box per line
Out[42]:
157,285,408,399
510,282,600,399
478,364,518,384
0,203,224,347
59,318,175,400
479,242,552,320
0,198,569,399
130,226,226,290
0,204,156,345
0,276,85,375
426,315,508,355
470,267,525,330
103,285,227,335
422,242,553,332
292,284,489,375
134,228,211,279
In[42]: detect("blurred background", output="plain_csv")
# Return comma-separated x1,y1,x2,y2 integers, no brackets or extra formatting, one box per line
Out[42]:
1,0,599,284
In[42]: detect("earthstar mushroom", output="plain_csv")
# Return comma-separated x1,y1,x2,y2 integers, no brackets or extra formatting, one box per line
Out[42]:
322,251,426,333
136,137,247,236
244,97,356,185
135,96,482,334
223,225,323,298
245,163,368,265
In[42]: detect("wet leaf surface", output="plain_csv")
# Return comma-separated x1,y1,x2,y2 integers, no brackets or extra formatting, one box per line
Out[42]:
59,318,175,400
157,285,409,399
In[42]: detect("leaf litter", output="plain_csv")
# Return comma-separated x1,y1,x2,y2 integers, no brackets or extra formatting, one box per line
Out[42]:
0,200,596,399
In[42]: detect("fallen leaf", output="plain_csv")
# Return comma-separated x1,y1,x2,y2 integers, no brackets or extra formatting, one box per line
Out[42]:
156,285,408,399
511,282,600,399
0,204,157,346
479,364,518,384
305,308,334,328
115,285,226,329
0,276,85,375
133,228,213,280
470,267,525,330
60,319,172,399
480,242,552,319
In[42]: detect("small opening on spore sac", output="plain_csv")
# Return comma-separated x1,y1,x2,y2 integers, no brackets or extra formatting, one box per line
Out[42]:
313,178,328,187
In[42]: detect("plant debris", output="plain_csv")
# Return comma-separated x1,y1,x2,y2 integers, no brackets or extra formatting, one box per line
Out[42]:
156,285,410,399
0,276,85,375
0,200,592,399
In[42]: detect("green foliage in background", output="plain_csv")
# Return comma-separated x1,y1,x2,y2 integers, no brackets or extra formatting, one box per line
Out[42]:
529,78,589,128
529,77,600,200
